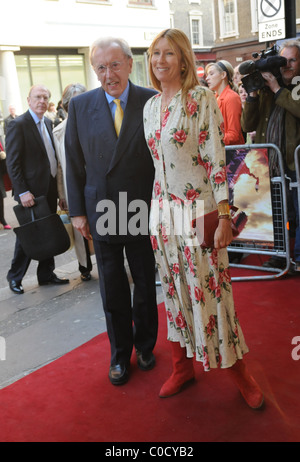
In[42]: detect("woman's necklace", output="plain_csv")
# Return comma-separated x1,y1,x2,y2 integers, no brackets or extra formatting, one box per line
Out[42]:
162,101,171,113
161,96,173,114
161,88,180,114
161,92,176,113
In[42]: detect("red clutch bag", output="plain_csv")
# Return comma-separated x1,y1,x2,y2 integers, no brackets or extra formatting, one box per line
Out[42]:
192,206,247,249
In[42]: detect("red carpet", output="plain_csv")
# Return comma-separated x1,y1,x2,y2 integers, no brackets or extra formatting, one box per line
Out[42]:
0,270,300,442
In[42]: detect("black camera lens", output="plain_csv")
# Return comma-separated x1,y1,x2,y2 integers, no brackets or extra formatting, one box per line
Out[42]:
242,71,265,93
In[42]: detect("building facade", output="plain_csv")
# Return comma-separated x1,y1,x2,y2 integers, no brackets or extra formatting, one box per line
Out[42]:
212,0,300,68
0,0,170,116
169,0,216,73
1,0,300,119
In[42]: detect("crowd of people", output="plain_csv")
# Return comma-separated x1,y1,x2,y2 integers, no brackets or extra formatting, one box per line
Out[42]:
1,27,300,409
204,41,300,271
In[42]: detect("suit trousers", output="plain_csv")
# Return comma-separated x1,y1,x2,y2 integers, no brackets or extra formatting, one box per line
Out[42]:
93,236,158,366
7,176,58,284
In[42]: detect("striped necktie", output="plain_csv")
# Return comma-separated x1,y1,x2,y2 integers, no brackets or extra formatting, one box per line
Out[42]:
113,99,123,137
39,119,57,177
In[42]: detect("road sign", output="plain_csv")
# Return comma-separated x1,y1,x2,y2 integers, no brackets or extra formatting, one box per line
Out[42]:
258,0,285,23
258,0,286,42
197,67,205,78
259,18,286,42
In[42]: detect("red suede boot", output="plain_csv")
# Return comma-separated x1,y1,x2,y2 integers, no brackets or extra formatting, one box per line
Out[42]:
227,360,264,409
159,342,195,398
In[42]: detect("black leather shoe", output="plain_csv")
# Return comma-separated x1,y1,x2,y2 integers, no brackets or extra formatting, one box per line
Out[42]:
39,275,70,286
8,279,24,295
109,364,129,386
136,350,156,371
80,273,91,282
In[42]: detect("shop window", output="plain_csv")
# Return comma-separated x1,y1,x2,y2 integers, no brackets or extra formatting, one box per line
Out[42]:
59,56,87,91
131,55,148,87
15,54,86,112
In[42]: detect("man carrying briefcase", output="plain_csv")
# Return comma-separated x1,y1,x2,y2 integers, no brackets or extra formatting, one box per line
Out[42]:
5,85,69,294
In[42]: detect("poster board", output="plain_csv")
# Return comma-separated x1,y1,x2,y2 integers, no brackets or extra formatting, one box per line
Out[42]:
226,147,274,247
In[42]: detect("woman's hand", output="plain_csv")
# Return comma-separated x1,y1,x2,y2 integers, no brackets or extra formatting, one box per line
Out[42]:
214,218,233,250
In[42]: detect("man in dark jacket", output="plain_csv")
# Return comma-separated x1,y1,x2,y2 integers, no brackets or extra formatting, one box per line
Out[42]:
65,37,158,386
6,85,69,294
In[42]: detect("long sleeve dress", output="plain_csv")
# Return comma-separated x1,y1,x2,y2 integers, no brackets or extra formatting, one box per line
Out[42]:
143,85,249,371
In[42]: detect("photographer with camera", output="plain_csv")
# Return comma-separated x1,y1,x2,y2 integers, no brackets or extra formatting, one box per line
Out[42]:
241,40,300,271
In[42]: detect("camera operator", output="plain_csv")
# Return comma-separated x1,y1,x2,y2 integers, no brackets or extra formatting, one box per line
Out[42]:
241,40,300,271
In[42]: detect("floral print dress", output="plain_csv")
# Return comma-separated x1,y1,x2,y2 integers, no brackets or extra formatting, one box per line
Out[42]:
143,86,249,370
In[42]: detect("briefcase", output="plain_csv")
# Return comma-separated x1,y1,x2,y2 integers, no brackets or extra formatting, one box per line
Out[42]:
13,196,51,226
13,199,70,261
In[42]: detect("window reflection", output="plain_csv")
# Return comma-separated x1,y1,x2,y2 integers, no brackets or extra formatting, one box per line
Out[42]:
15,52,148,111
15,54,86,112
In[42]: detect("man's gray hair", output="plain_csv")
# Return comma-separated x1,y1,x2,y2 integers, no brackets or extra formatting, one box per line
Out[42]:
280,39,300,54
89,37,133,65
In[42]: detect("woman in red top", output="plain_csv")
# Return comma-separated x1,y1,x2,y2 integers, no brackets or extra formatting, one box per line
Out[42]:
205,60,245,146
206,61,245,264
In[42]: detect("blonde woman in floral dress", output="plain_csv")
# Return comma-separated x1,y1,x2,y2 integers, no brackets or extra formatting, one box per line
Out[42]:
143,28,264,409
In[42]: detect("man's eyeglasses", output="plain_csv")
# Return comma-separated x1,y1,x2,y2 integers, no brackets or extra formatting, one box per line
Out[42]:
97,61,124,74
32,95,49,102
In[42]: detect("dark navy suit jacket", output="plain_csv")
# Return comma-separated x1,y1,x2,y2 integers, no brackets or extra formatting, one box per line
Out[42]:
5,110,57,203
65,81,156,242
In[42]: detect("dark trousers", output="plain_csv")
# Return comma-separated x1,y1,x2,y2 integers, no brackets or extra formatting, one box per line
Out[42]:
7,176,58,283
93,237,158,366
7,239,55,283
78,237,93,275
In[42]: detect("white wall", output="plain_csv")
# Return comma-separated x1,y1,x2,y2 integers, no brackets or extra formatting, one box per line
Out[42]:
0,0,170,49
0,0,170,116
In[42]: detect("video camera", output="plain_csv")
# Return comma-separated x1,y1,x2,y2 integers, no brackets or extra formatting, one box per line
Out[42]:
239,45,287,94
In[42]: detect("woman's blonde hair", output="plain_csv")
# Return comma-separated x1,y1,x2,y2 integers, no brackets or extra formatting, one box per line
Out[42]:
147,28,199,110
205,60,238,93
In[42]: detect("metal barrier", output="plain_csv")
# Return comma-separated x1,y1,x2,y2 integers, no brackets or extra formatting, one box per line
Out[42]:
227,143,290,282
294,145,300,231
155,143,291,287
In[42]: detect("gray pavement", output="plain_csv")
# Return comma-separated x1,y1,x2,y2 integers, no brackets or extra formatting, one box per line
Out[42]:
0,193,163,389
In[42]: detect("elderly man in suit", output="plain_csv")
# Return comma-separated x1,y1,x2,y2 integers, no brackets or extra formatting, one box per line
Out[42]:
65,37,158,386
6,85,69,294
4,104,18,135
